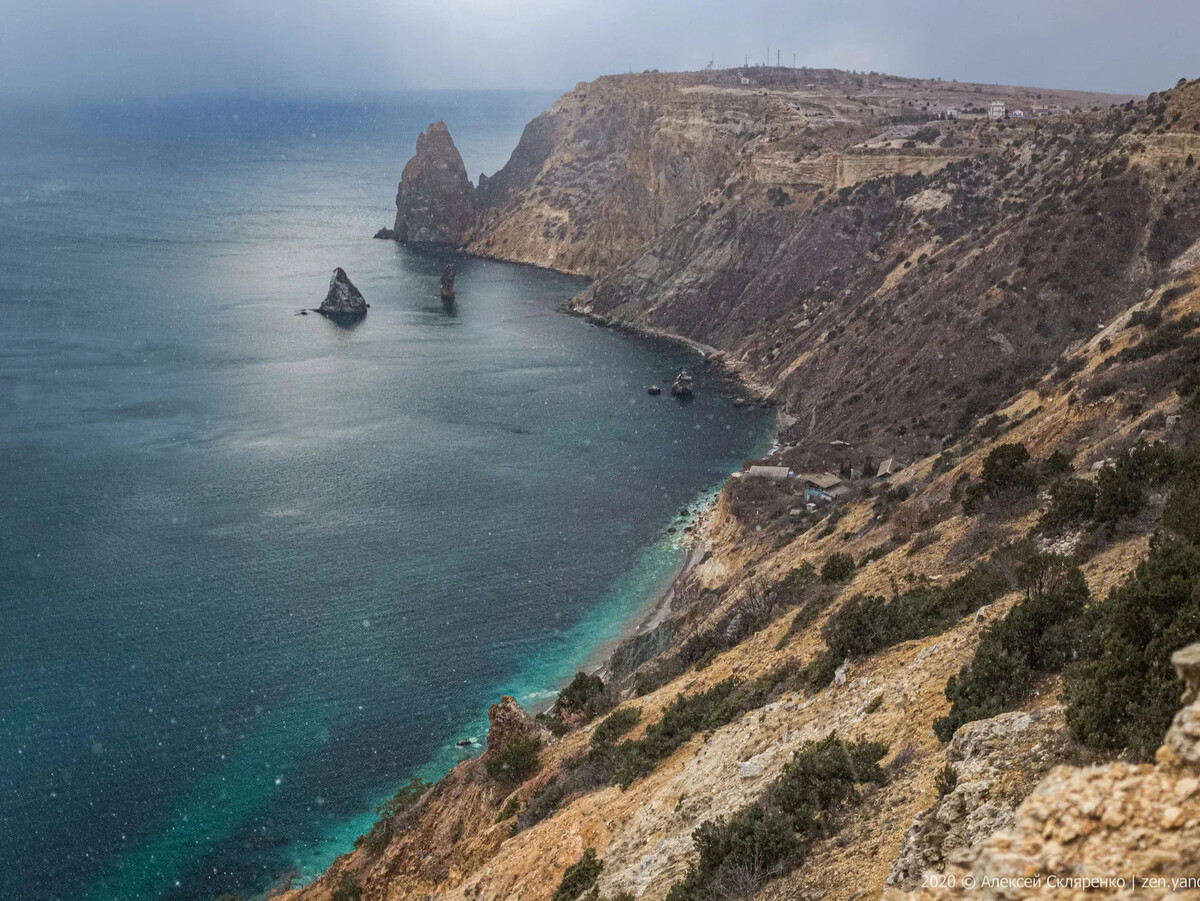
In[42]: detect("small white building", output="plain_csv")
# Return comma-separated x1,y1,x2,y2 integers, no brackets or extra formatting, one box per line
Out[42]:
944,107,960,120
989,100,1007,120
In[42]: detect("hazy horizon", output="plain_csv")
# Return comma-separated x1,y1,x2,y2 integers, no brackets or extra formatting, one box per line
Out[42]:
1,0,1196,102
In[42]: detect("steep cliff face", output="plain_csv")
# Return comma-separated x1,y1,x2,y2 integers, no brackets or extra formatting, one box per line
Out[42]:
465,68,1130,280
393,121,475,246
578,78,1200,464
469,74,753,275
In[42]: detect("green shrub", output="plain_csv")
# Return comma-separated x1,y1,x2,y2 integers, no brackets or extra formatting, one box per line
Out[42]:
963,443,1038,513
1164,461,1200,543
1115,314,1200,363
374,777,428,820
558,672,606,713
553,848,603,901
331,873,362,901
1043,450,1074,479
1093,441,1177,529
805,556,1013,690
1037,478,1097,533
486,736,542,784
590,707,642,750
495,794,521,822
595,679,742,787
821,553,857,583
663,736,886,901
935,763,958,798
1065,536,1200,759
934,557,1090,741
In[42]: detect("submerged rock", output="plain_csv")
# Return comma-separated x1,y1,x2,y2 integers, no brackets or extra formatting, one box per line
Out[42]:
393,121,476,247
318,268,368,318
440,263,457,300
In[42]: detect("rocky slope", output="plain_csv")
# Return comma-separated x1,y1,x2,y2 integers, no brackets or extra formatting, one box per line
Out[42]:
278,72,1200,901
284,249,1200,901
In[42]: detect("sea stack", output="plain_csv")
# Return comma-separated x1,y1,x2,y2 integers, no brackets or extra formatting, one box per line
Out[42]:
671,369,695,398
393,122,476,247
317,268,368,319
440,263,457,300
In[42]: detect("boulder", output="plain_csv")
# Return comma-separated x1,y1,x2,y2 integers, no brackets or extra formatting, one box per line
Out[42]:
317,268,368,318
671,369,695,398
886,707,1083,890
373,227,397,240
393,122,476,247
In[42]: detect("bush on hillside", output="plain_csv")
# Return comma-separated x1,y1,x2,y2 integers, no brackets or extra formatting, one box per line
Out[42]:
486,736,542,784
558,671,606,713
1065,535,1200,759
331,874,362,901
1093,441,1177,529
552,848,603,901
803,555,1013,690
1036,477,1097,533
663,736,887,901
821,553,857,583
934,556,1090,741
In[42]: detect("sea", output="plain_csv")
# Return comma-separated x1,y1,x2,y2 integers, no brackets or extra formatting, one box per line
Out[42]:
0,92,775,901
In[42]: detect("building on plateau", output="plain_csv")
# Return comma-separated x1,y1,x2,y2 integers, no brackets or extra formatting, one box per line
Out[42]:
989,100,1008,120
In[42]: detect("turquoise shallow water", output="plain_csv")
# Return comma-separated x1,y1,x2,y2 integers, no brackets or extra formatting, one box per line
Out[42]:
0,94,775,901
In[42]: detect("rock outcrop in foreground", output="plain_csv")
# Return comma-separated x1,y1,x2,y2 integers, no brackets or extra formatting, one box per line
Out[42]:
318,267,367,318
896,644,1200,900
393,121,475,246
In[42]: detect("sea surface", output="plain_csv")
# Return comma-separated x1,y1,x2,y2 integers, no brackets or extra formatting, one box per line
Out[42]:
0,94,775,901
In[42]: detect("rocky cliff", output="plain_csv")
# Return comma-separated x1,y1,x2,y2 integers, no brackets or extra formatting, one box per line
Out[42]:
278,72,1200,901
453,69,1198,468
393,121,476,246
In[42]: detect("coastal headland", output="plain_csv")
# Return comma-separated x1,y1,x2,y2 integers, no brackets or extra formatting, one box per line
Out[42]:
285,69,1200,901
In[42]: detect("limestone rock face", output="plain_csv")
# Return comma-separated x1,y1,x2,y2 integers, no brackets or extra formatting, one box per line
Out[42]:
318,267,367,318
393,122,475,247
887,707,1084,890
891,643,1200,900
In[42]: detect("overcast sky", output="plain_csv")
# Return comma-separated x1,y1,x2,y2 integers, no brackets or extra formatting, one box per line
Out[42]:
1,0,1195,100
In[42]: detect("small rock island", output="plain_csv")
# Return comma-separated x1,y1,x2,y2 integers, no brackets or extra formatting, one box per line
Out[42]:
318,267,368,319
440,263,457,300
391,122,476,247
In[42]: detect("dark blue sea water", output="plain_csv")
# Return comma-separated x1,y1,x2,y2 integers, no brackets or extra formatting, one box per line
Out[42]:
0,94,774,901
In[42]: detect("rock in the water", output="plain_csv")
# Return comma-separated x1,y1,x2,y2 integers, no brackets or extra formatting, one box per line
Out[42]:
440,263,457,299
373,227,397,240
647,385,662,396
318,267,368,318
671,369,695,397
394,122,476,247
